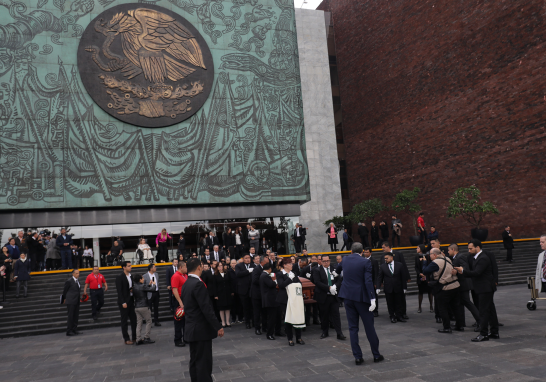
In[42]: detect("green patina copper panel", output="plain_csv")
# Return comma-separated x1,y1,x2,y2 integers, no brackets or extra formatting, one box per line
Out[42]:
0,0,309,210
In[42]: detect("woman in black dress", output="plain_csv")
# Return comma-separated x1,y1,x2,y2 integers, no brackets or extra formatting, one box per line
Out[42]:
214,262,233,327
223,228,235,259
177,235,186,259
414,244,433,313
370,221,380,248
276,258,305,346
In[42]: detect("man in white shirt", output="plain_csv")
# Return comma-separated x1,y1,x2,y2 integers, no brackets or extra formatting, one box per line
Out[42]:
212,245,225,263
144,264,161,326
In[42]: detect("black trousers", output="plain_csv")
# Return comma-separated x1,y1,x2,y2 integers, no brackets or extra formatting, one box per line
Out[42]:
471,290,479,309
118,299,137,342
319,295,342,335
458,289,480,326
477,292,499,337
252,298,267,330
66,302,80,334
239,294,252,325
174,316,186,344
210,296,220,321
266,306,282,337
231,293,242,322
305,302,319,324
148,291,160,322
506,248,513,261
437,288,463,329
168,289,176,311
373,289,379,313
90,288,104,318
294,236,304,253
340,241,350,251
280,305,301,341
189,339,213,382
83,257,93,268
392,232,401,247
385,292,404,319
330,243,338,251
157,242,169,262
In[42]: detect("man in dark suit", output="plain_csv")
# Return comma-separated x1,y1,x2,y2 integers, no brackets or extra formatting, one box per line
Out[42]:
182,258,224,382
166,259,178,312
358,223,370,248
251,255,268,335
448,244,479,328
206,232,219,251
502,226,514,262
377,252,408,323
211,245,225,263
337,242,383,365
62,269,82,336
260,262,281,339
363,248,379,317
380,241,410,319
299,256,320,325
455,239,499,342
115,261,137,345
235,254,255,329
313,254,346,340
27,232,45,272
56,229,73,270
201,263,219,321
293,223,307,253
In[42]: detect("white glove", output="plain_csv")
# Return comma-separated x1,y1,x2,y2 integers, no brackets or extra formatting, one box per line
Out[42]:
329,286,337,295
403,289,407,294
369,300,376,312
288,271,295,280
332,271,338,277
306,273,311,278
376,289,381,295
248,267,254,273
273,279,277,285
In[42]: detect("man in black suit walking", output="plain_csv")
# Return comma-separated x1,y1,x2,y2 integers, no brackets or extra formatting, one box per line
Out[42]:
182,258,224,382
251,255,268,335
166,259,178,312
380,242,410,319
455,239,499,342
312,255,346,340
363,248,379,316
377,252,408,323
260,262,281,340
235,254,255,328
63,269,82,336
116,261,137,345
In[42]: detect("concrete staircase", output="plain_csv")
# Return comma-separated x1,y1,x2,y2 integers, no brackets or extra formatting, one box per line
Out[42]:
0,240,541,338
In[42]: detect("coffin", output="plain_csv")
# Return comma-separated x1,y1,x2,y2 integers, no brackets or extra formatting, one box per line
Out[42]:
299,276,316,304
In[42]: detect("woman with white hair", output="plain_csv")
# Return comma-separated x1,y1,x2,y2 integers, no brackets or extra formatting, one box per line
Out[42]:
325,223,338,252
138,239,153,261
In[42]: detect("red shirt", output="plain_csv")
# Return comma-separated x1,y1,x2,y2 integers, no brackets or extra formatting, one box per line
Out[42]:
171,272,188,297
85,273,106,289
417,216,425,230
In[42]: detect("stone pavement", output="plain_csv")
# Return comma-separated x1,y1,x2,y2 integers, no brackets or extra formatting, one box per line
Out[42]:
1,284,545,382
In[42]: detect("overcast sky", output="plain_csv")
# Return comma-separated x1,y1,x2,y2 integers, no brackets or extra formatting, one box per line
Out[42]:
294,0,323,9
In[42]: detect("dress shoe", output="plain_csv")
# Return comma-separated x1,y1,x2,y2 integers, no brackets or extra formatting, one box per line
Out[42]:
267,335,276,340
66,332,76,336
255,329,262,335
320,332,329,339
390,318,397,323
245,324,251,329
498,323,504,327
355,358,364,365
453,327,464,332
288,340,295,346
474,326,481,332
275,332,286,337
175,342,185,347
125,341,134,345
154,322,162,327
471,335,489,342
488,333,500,339
296,339,305,345
435,317,442,323
373,311,378,317
472,322,478,327
417,309,422,313
72,331,82,335
402,315,409,319
438,328,452,334
373,355,385,363
135,340,144,346
144,338,155,344
337,334,346,340
313,320,321,325
397,317,406,323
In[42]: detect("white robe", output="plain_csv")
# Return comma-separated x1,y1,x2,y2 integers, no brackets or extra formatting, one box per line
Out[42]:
285,283,306,328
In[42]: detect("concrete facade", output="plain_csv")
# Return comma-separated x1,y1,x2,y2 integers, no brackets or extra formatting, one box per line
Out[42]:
297,9,344,253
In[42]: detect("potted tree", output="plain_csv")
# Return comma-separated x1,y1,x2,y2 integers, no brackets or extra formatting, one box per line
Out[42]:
348,198,386,224
392,187,422,246
447,185,499,241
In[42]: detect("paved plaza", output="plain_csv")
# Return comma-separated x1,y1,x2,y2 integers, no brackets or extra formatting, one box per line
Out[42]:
1,284,545,382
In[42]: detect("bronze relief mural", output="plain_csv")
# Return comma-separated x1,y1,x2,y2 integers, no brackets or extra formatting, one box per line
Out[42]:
78,4,214,127
0,0,309,210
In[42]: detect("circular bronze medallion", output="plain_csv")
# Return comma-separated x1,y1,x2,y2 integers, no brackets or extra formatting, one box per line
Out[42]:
77,4,214,128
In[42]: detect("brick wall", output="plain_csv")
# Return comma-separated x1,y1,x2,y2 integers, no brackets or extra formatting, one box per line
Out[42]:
318,0,546,243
